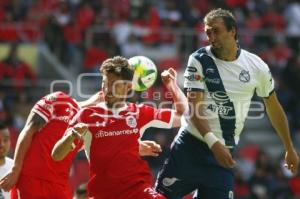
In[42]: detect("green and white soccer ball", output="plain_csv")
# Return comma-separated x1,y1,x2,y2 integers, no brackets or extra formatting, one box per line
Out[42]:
129,56,157,92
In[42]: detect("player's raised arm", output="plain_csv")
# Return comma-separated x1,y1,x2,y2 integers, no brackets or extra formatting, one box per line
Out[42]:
263,92,299,175
52,123,87,161
52,91,103,161
0,112,45,191
161,68,188,127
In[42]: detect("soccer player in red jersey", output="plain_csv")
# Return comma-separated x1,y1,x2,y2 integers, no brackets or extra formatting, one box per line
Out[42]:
52,56,188,199
0,91,83,198
0,91,164,198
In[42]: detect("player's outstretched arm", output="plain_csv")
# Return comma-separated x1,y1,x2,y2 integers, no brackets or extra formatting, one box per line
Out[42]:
263,91,299,175
0,112,45,191
52,123,87,161
139,140,162,157
161,68,188,127
188,91,236,169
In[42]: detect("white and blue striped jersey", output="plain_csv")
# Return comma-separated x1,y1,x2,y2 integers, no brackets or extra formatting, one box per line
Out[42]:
181,46,274,147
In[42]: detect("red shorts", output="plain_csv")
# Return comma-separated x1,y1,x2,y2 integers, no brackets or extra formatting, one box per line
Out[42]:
12,175,72,199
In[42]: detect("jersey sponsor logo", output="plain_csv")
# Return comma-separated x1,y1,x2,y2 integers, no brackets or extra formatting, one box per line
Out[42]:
95,128,139,138
187,66,197,72
205,68,215,74
184,74,203,81
162,177,180,187
126,115,137,128
210,91,230,104
207,104,233,115
239,70,250,83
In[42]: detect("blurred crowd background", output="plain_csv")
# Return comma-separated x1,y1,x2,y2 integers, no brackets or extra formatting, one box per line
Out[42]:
0,0,300,198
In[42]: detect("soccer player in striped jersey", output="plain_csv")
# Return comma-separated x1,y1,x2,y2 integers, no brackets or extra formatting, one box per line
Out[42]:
155,8,299,199
52,56,187,199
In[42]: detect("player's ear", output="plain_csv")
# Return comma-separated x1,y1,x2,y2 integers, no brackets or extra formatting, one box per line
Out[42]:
230,27,236,40
127,81,133,91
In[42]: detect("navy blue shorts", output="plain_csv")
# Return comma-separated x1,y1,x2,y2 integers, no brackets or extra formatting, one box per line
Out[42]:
155,130,234,199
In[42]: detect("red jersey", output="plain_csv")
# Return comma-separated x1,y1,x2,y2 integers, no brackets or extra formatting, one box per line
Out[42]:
20,91,80,185
71,102,174,199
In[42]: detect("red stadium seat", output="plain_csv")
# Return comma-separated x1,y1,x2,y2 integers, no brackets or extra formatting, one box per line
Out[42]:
158,57,181,71
238,144,259,163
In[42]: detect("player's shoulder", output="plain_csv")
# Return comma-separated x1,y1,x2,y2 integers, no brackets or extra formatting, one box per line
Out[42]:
79,105,101,115
190,46,209,58
188,46,213,66
43,91,79,108
185,46,210,70
44,91,69,100
241,49,262,62
41,91,74,103
241,49,269,71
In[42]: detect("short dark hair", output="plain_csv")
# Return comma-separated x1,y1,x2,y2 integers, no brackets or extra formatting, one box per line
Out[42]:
204,8,237,40
100,56,134,81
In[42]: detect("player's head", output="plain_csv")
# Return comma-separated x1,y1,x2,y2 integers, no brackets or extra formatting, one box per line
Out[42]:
100,56,134,108
0,122,11,160
204,8,237,50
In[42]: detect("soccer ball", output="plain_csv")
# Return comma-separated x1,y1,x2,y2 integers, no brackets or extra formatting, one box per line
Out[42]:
129,56,157,92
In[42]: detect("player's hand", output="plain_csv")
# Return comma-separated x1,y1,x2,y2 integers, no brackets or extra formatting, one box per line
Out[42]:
284,148,299,175
161,68,177,87
211,142,236,169
72,123,88,139
0,166,21,192
139,140,162,157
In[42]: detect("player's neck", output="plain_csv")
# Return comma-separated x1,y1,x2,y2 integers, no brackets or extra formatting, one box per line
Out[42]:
211,44,238,61
0,157,5,166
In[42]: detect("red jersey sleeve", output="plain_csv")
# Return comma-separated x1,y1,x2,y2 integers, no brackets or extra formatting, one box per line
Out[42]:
139,104,174,129
32,93,56,122
32,91,78,122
